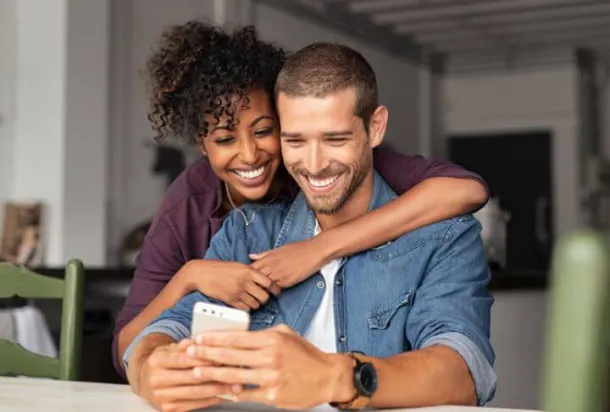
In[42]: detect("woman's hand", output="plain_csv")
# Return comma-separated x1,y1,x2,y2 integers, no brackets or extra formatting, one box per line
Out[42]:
249,236,331,288
180,260,281,311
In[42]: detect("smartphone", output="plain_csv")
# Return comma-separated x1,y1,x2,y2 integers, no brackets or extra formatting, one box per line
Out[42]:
191,301,250,338
191,302,250,402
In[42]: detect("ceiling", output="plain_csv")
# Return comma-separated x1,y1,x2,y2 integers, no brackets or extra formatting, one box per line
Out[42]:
261,0,610,72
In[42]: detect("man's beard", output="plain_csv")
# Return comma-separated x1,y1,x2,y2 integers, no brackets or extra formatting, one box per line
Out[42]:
291,148,373,215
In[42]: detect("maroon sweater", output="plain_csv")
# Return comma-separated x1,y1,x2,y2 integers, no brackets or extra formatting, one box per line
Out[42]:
112,149,487,377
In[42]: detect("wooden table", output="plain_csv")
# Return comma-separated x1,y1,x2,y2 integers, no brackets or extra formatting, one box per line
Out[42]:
0,377,538,412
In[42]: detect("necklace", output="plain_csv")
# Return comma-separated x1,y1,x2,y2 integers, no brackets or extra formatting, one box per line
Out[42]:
224,182,282,226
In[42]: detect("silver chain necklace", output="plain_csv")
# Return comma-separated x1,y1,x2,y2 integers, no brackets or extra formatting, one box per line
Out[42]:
224,182,281,226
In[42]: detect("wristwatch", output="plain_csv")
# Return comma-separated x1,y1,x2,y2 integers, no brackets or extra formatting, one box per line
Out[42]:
331,351,378,410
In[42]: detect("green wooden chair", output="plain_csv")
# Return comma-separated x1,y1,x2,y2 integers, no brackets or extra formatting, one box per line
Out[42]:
0,259,84,380
542,229,609,412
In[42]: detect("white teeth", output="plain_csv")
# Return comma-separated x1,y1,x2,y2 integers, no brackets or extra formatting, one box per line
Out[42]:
307,175,338,188
235,165,265,179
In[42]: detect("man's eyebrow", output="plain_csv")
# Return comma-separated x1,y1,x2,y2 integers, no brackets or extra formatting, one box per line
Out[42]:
281,130,354,138
250,115,273,127
324,130,353,137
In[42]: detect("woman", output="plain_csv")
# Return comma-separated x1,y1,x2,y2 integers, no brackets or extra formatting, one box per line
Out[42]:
113,21,489,375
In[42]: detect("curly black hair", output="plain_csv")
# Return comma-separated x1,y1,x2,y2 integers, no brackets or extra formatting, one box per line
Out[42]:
146,21,287,143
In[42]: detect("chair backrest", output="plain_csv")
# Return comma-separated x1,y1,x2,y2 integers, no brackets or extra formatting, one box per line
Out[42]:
542,229,609,412
0,259,84,380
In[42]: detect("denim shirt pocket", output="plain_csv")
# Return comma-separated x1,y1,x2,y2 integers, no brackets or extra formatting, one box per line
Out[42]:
368,290,414,329
372,235,431,262
366,290,414,354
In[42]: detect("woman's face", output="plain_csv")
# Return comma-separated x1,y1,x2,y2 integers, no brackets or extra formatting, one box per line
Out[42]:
201,89,282,205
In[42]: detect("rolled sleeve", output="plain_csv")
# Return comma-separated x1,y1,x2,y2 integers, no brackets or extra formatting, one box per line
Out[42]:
422,332,497,406
122,318,190,370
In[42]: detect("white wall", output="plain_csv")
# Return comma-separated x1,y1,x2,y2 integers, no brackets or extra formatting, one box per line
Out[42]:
0,0,17,225
62,0,110,266
253,3,420,155
13,0,69,264
108,0,217,263
490,291,548,409
9,0,110,266
445,67,580,410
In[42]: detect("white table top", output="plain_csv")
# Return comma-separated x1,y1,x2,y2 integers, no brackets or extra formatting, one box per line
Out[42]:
0,377,538,412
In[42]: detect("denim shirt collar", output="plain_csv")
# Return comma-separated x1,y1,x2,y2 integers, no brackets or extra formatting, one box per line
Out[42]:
274,170,397,248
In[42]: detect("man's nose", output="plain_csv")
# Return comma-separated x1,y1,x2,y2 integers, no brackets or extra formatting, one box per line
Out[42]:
304,141,327,175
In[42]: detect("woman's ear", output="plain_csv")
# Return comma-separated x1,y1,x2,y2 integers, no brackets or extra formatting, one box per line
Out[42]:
198,138,208,156
368,105,388,148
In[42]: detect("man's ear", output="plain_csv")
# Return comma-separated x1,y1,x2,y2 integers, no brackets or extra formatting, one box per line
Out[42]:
368,105,388,148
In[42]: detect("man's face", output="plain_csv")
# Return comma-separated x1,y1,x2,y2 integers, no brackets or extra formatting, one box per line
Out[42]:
277,88,380,214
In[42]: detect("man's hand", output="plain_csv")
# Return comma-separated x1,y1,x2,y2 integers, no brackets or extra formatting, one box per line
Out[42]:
182,260,281,310
187,325,355,410
249,236,330,288
138,339,242,412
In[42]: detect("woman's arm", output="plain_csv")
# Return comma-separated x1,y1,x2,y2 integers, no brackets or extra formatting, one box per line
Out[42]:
116,255,276,375
320,176,486,260
250,152,488,287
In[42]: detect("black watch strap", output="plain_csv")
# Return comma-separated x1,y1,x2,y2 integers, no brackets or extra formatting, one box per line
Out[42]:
330,352,373,411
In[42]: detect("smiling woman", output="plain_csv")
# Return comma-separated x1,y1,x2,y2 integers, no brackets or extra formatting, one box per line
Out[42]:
112,20,491,380
202,89,283,207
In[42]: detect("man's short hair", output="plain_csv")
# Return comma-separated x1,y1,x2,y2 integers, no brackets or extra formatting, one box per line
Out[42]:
275,42,378,130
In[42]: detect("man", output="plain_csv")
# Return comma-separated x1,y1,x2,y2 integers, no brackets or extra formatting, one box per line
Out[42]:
124,43,496,412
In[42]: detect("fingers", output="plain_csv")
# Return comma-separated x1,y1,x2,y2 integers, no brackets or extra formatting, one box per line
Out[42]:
246,283,270,305
239,293,261,310
267,281,282,297
250,268,281,296
249,251,268,260
196,328,280,349
149,348,207,370
235,387,279,406
147,368,208,388
187,345,273,368
154,382,239,402
233,301,250,311
156,395,228,412
193,366,279,387
175,339,193,350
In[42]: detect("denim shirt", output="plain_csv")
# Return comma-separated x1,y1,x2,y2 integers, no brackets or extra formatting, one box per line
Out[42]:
125,172,497,405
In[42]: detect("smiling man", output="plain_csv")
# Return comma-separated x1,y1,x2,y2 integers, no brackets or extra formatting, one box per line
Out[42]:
124,43,496,412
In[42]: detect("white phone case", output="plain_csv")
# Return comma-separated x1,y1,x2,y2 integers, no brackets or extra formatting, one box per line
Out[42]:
191,301,250,337
191,302,250,402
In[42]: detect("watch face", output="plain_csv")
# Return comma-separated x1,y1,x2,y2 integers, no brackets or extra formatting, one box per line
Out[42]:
357,363,378,397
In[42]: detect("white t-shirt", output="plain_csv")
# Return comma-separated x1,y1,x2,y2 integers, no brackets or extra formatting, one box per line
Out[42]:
304,220,341,353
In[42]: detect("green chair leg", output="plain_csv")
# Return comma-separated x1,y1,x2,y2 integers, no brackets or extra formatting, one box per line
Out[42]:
542,229,609,412
59,259,85,381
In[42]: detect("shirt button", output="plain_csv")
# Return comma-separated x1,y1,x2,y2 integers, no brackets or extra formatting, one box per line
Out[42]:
316,281,325,289
339,335,347,344
336,278,343,286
